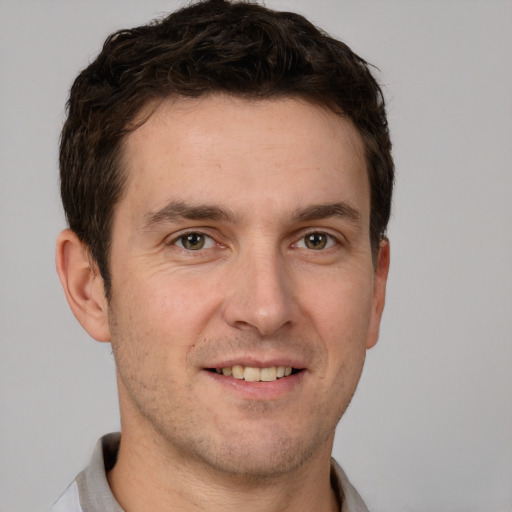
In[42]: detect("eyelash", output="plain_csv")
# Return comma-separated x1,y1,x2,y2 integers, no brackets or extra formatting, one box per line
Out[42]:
170,232,217,251
168,230,339,252
293,232,338,251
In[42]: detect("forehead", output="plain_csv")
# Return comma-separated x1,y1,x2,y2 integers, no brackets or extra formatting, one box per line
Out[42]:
119,95,369,223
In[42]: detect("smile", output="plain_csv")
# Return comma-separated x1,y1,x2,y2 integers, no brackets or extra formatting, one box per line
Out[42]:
209,365,298,382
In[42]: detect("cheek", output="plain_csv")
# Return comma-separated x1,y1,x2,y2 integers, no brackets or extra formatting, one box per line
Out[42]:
303,269,374,384
304,268,374,340
154,274,223,335
111,271,222,355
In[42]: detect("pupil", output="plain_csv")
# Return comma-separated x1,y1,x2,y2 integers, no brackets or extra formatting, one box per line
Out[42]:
306,233,327,250
184,233,204,250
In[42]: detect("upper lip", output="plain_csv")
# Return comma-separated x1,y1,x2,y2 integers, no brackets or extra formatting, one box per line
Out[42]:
204,355,308,370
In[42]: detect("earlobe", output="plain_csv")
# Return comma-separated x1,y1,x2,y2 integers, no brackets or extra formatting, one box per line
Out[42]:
366,238,390,349
55,229,111,342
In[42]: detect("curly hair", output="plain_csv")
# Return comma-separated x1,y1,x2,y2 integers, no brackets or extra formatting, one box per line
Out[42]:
60,0,394,298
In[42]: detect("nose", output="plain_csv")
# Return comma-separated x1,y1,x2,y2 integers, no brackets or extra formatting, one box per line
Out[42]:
221,245,298,337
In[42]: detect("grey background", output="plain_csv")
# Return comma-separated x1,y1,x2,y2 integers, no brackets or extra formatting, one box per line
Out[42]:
1,1,511,511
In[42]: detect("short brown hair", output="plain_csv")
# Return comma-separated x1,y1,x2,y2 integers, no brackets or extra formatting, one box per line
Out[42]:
60,0,394,298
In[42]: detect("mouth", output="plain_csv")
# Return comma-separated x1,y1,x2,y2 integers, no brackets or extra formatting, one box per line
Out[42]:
206,365,302,382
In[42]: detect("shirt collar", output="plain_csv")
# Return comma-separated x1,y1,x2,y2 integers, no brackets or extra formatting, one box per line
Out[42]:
76,433,369,512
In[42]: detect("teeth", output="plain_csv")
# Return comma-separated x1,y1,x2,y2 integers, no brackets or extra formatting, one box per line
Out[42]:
243,367,261,382
260,367,277,382
214,365,295,382
232,365,244,380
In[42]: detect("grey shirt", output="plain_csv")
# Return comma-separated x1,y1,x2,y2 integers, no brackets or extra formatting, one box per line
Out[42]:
51,433,369,512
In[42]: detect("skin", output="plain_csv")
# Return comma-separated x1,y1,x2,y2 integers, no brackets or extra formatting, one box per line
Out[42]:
56,95,390,512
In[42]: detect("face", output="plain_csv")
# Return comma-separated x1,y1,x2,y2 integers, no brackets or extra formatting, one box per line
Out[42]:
105,95,388,477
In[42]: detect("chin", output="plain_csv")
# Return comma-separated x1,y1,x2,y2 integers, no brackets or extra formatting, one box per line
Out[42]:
182,422,331,480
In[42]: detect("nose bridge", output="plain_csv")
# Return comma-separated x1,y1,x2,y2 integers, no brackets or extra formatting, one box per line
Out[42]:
222,238,295,336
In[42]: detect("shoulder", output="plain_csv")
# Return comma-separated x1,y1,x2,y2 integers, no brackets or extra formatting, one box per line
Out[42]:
331,458,370,512
48,481,83,512
48,433,122,512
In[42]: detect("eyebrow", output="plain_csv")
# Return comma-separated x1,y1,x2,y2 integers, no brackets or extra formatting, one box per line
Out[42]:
292,202,362,226
141,200,238,230
141,199,361,231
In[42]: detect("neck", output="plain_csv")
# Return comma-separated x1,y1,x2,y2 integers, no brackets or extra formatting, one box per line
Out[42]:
107,426,339,512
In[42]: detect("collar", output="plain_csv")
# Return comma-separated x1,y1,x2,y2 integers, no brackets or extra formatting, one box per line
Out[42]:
73,433,369,512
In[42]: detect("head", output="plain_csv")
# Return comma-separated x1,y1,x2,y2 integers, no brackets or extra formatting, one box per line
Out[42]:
60,0,393,300
57,0,393,482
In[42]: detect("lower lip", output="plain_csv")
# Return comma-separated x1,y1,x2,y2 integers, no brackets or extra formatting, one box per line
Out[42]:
203,370,305,401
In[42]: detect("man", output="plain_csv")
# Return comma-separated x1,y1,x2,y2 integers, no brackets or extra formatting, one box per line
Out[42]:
53,1,393,511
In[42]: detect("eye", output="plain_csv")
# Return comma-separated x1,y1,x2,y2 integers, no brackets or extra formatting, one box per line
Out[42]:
173,232,216,251
296,232,336,250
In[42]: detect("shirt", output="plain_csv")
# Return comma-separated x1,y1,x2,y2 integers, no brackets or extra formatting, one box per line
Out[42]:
50,433,369,512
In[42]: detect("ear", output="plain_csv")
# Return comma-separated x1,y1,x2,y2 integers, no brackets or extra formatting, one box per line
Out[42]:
56,229,111,342
366,238,390,349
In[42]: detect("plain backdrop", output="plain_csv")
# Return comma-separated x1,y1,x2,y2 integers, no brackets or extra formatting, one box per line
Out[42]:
1,1,511,511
